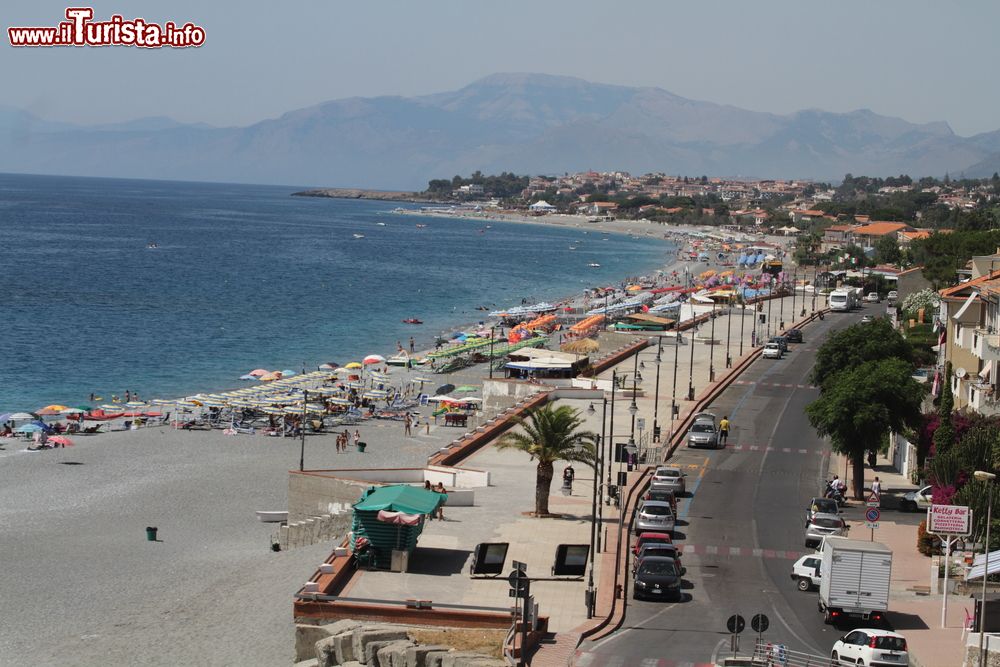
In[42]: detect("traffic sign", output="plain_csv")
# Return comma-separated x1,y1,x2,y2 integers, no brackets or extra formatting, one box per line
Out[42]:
865,521,879,530
726,614,746,634
866,492,880,507
751,613,769,633
865,508,881,523
508,569,529,595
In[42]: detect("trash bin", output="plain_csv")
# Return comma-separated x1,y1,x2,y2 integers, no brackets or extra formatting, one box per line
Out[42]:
357,442,367,453
146,526,158,541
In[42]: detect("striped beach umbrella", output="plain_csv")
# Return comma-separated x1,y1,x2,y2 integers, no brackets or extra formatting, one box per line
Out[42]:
326,397,353,406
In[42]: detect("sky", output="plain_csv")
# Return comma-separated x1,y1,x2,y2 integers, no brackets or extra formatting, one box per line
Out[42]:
3,0,999,136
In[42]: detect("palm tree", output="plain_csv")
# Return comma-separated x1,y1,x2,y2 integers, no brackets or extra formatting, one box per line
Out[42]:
496,404,597,516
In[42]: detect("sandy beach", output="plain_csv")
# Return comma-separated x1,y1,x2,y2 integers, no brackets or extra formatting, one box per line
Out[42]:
0,219,793,666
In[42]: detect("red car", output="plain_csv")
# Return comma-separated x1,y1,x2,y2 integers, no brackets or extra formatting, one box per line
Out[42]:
632,532,672,555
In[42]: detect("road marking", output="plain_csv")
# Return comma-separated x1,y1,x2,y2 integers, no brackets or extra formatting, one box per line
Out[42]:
732,380,816,389
679,544,805,560
574,654,715,667
727,445,823,455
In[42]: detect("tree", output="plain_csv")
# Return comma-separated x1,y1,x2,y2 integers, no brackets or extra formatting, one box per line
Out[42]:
934,362,956,456
806,359,926,498
873,235,902,265
810,319,915,389
495,404,597,516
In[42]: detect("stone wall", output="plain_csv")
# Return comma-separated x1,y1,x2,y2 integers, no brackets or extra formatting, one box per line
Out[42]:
289,471,372,523
295,620,506,667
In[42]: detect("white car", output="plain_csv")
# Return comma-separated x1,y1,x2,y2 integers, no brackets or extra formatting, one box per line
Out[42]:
901,485,932,512
791,554,822,591
762,343,782,359
831,629,908,666
864,292,880,303
887,290,898,302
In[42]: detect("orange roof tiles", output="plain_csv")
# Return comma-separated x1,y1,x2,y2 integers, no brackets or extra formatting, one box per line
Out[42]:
939,269,1000,297
853,222,910,236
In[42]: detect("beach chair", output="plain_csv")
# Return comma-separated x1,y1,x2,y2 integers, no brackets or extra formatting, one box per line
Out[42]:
110,420,132,432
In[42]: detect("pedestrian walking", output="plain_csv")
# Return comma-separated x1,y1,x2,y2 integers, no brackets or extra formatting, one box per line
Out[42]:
719,415,730,445
871,477,882,498
404,413,412,437
409,337,415,353
353,429,361,450
434,482,447,519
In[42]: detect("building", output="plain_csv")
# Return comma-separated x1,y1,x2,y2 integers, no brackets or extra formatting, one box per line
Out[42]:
895,266,933,302
528,200,556,215
937,270,1000,413
851,222,913,248
821,224,858,253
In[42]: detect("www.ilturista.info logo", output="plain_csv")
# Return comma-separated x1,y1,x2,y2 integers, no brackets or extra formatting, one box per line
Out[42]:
8,7,205,48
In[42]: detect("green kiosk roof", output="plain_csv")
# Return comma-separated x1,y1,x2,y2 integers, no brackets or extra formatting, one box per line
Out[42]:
353,485,443,515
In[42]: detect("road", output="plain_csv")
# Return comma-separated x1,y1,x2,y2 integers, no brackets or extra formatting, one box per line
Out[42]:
578,308,920,666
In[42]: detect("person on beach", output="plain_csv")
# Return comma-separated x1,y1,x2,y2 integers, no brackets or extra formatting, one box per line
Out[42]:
409,337,415,353
125,390,131,402
353,429,361,450
397,340,404,354
404,413,412,437
719,416,730,445
434,482,447,519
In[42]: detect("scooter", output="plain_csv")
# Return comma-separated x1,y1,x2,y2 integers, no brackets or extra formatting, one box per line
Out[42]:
824,481,847,507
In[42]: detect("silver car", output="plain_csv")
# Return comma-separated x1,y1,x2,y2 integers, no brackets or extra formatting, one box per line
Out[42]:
805,512,848,548
651,466,686,495
634,500,676,536
687,413,719,449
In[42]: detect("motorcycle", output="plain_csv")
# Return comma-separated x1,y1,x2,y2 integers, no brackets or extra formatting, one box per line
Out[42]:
824,480,847,507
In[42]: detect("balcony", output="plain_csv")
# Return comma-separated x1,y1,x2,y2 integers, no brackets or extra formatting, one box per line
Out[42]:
973,329,1000,362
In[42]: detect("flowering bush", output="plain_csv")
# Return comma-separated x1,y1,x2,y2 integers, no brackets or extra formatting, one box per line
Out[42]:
901,289,941,319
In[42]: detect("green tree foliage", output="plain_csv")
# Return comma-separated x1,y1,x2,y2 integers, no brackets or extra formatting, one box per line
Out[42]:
495,404,597,516
874,235,903,265
810,319,915,389
934,362,956,456
424,172,529,199
806,358,926,498
910,230,1000,288
953,478,1000,549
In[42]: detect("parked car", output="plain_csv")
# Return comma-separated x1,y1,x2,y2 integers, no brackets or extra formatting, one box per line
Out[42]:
634,542,682,573
762,343,783,359
770,336,788,353
865,292,881,303
634,500,676,536
644,487,677,513
901,485,932,512
831,629,907,666
791,554,823,591
632,531,672,555
861,314,874,324
805,497,840,525
805,512,848,548
784,328,803,343
632,556,682,601
887,290,898,302
651,466,686,495
686,412,719,449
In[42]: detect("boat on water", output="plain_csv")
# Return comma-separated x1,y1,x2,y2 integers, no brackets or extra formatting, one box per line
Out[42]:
569,246,577,250
588,263,601,268
402,318,423,324
352,233,365,239
146,242,158,249
376,222,387,226
415,224,427,229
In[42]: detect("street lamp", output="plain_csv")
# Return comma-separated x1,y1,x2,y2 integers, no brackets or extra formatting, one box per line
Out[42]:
739,295,746,357
607,370,616,505
670,329,680,439
812,264,818,313
767,277,775,338
652,339,663,443
299,388,308,471
976,469,997,667
725,295,733,368
709,300,717,382
488,325,497,379
687,323,696,401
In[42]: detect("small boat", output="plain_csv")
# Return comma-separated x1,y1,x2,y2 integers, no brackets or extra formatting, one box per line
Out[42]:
403,318,423,324
376,222,387,226
415,224,427,229
569,246,577,250
386,354,410,366
146,242,158,249
588,263,601,268
352,234,365,239
255,510,288,523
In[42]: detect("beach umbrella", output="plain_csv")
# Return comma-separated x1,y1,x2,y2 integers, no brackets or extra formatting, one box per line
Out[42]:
247,369,270,377
37,404,71,415
62,407,86,414
258,372,282,382
7,412,37,421
363,355,385,365
435,383,456,395
327,397,353,406
15,423,43,433
456,397,482,404
455,385,478,393
427,395,458,403
344,362,363,369
100,405,124,411
125,401,148,409
260,407,286,416
363,390,389,400
318,362,338,370
239,374,256,380
280,369,297,377
410,377,432,384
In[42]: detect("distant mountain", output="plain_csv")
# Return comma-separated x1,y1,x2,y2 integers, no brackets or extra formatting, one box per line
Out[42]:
1,73,997,188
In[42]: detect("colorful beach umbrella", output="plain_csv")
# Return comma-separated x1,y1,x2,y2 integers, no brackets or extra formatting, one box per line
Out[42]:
248,369,270,377
344,362,363,369
37,404,71,415
362,355,385,365
15,423,43,433
258,372,282,382
318,362,339,370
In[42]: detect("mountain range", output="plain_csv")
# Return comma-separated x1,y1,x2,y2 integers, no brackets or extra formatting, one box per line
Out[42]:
3,73,999,189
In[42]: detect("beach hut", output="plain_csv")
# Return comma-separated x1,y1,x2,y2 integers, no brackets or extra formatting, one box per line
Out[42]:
350,485,443,570
528,200,556,214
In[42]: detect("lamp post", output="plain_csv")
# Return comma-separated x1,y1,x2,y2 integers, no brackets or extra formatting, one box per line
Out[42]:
725,294,733,368
488,325,496,379
608,370,616,505
687,322,696,401
670,329,680,440
588,398,608,552
586,398,606,616
629,352,641,440
709,300,717,383
739,294,746,357
976,470,997,667
812,263,818,313
767,277,775,338
299,389,308,471
652,338,662,443
778,274,785,332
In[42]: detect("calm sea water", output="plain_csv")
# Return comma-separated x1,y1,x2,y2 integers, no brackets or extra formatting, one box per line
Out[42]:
0,173,671,411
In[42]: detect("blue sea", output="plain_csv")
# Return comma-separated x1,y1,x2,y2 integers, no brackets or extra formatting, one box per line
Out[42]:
0,173,671,411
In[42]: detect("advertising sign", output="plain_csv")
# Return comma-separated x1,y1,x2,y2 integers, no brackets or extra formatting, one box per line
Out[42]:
927,504,972,536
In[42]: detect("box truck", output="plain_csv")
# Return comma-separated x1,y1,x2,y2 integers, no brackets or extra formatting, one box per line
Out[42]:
828,289,852,312
818,537,892,626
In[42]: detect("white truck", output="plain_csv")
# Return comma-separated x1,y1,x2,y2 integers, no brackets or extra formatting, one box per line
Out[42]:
828,289,852,312
818,537,892,626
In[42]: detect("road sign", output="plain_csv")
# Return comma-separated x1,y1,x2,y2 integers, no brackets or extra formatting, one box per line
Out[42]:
751,613,769,633
865,508,881,523
865,521,879,530
866,492,880,507
637,417,646,431
726,614,746,634
928,504,972,537
512,560,527,572
508,569,529,595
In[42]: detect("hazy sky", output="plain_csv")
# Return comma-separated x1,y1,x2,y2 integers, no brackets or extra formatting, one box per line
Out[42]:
4,0,999,135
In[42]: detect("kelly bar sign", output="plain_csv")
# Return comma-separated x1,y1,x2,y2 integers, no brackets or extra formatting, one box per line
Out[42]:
927,504,972,536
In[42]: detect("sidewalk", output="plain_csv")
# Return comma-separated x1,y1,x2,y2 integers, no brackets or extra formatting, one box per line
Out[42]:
833,452,968,667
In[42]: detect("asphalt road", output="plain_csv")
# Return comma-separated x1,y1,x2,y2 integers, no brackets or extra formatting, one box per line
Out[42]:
579,308,902,666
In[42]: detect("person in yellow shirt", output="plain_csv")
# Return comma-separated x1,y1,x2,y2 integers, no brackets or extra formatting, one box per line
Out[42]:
719,416,730,446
